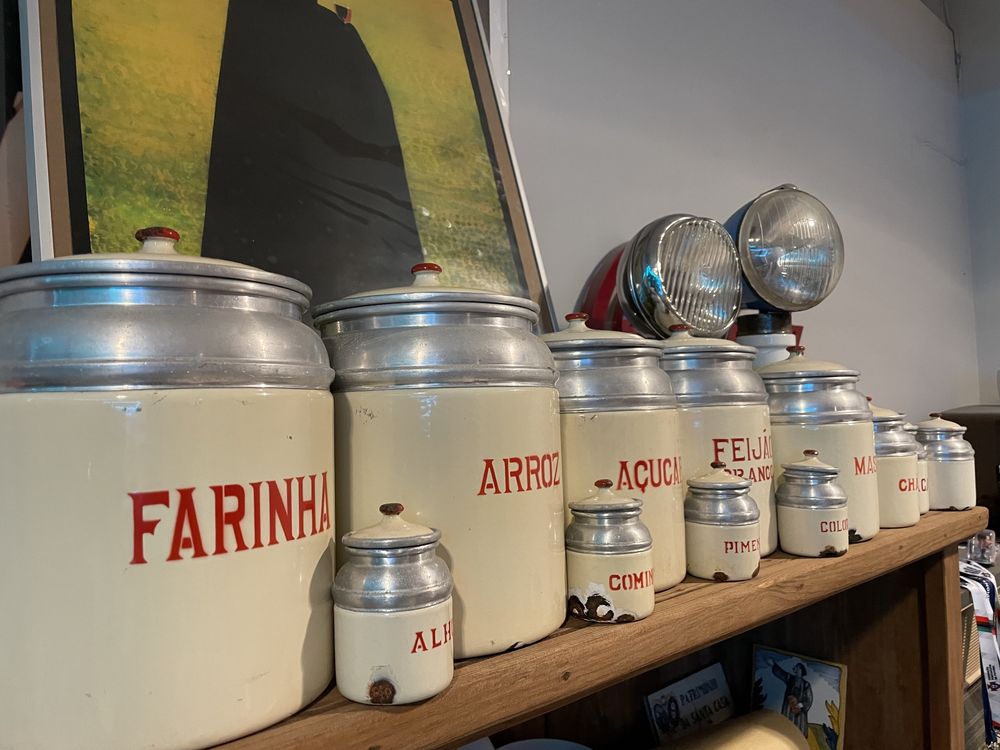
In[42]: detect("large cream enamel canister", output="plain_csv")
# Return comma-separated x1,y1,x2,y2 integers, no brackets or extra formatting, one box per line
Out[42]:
904,422,930,514
542,312,684,591
659,325,776,556
684,463,761,582
871,404,920,528
334,503,453,705
758,346,879,543
313,263,565,658
0,228,336,750
776,450,849,558
917,414,977,511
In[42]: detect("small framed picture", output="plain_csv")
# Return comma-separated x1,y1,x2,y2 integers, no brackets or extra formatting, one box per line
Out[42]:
644,662,734,744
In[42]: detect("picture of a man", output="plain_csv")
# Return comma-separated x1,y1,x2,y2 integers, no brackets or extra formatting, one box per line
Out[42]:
770,658,813,737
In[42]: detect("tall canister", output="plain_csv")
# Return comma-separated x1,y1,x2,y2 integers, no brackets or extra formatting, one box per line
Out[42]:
758,346,879,542
871,404,920,528
0,228,336,750
542,313,685,590
314,263,565,658
917,414,977,511
659,325,776,555
904,422,930,514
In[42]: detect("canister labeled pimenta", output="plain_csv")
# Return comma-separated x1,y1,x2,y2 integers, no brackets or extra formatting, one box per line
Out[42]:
917,414,977,511
314,263,565,658
334,503,453,705
566,480,655,623
776,450,849,557
542,313,684,591
0,228,335,750
871,404,920,528
758,346,879,543
904,422,930,514
684,462,761,582
660,325,776,556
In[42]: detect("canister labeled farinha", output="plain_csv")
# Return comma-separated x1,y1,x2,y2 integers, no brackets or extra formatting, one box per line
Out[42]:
917,414,977,511
684,463,761,582
0,229,335,750
776,450,849,557
314,264,565,658
871,404,920,528
543,313,684,591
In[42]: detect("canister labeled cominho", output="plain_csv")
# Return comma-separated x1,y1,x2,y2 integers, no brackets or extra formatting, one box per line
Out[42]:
334,504,453,705
543,313,684,591
684,462,761,582
314,263,565,658
871,404,920,528
904,422,930,514
917,414,977,511
660,325,776,556
776,450,849,557
0,228,335,750
758,346,879,543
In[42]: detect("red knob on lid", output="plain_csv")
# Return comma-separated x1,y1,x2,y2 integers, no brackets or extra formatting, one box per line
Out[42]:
803,449,819,457
411,262,442,274
135,226,180,242
787,345,805,354
668,324,691,332
594,479,613,489
929,412,941,418
566,312,590,321
379,503,404,516
710,461,726,469
866,396,872,402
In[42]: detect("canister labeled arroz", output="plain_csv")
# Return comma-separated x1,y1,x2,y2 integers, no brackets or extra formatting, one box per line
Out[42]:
0,228,335,750
314,264,565,659
334,504,453,705
684,463,761,582
543,313,684,591
871,404,920,528
904,423,930,514
758,346,879,543
660,325,776,556
917,414,977,511
776,450,849,557
566,480,655,623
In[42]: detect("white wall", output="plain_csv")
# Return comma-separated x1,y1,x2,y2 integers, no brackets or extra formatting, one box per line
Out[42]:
507,0,981,420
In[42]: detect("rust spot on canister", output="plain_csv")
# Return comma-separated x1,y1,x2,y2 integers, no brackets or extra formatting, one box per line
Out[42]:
585,593,615,622
568,595,585,620
820,545,847,558
615,613,636,623
713,571,730,582
751,563,760,578
368,679,396,705
848,529,863,544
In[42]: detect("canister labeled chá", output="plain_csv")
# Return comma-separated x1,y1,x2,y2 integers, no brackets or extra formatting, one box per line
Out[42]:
904,422,930,514
871,403,920,528
0,228,335,750
565,480,655,623
542,313,684,591
758,346,879,543
334,503,453,705
314,263,565,658
660,325,776,556
776,450,849,557
684,462,761,582
917,414,977,511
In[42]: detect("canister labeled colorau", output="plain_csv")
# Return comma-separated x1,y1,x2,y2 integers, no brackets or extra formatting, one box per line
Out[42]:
543,313,684,591
904,423,930,514
334,504,453,705
776,450,849,557
871,404,919,528
917,414,977,511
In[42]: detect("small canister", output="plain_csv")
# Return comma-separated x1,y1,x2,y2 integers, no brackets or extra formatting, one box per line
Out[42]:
566,480,655,623
776,450,849,557
904,422,930,514
871,403,920,528
917,414,977,511
333,503,454,705
684,462,761,582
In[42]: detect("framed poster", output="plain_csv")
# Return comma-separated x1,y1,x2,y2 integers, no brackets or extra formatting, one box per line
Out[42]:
23,0,554,326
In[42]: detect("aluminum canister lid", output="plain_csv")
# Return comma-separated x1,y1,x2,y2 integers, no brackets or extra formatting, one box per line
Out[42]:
776,450,848,509
917,414,976,461
870,403,919,457
566,480,651,554
0,227,333,391
758,346,870,425
341,502,441,550
684,462,760,525
659,325,767,407
903,423,928,459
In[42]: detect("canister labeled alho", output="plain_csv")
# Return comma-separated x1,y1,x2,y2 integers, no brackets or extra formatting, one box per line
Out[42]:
871,404,920,528
334,504,453,705
660,325,776,556
776,450,849,557
542,313,684,591
314,263,565,659
917,414,977,511
0,228,335,750
904,422,930,514
684,463,761,582
758,346,879,543
566,480,655,623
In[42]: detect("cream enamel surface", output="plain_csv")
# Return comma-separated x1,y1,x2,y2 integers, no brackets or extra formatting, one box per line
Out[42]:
917,458,930,514
560,409,684,591
685,522,761,582
334,387,566,659
927,460,978,511
771,422,879,541
0,389,334,750
566,549,655,622
777,505,849,557
876,454,920,528
334,601,453,705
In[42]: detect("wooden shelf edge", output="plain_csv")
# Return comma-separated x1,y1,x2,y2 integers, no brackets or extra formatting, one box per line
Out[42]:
219,508,987,750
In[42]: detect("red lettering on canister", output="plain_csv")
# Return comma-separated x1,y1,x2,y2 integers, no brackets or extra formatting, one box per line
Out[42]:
477,453,561,495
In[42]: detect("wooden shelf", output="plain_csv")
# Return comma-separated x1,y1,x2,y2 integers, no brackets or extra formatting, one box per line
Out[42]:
220,508,986,750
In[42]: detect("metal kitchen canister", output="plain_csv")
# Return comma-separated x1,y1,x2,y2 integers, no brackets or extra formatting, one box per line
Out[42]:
776,450,849,557
542,312,685,591
904,422,930,514
758,346,879,543
313,263,565,659
871,403,920,528
917,414,977,511
659,325,777,556
0,228,335,750
334,503,453,705
684,462,762,582
566,480,655,623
